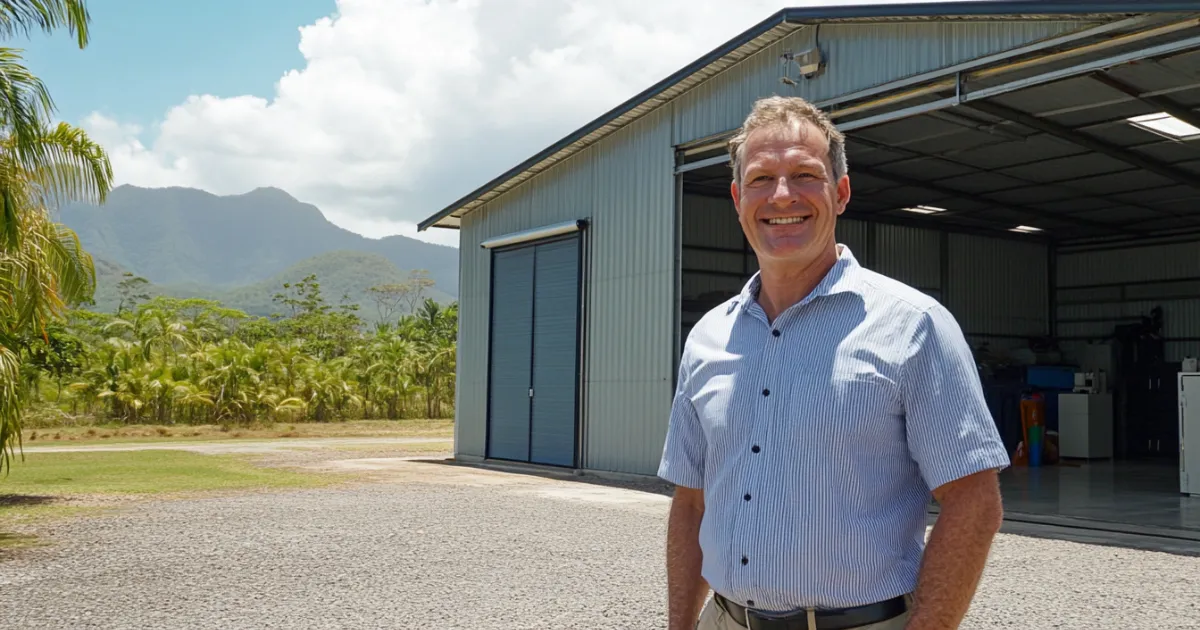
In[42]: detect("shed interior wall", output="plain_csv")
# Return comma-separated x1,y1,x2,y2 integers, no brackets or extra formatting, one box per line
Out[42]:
1057,236,1200,363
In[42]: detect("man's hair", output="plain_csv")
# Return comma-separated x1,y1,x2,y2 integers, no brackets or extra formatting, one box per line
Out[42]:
727,95,848,188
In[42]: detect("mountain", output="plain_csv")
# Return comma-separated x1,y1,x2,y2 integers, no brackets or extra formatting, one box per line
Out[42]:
88,251,454,322
57,184,459,296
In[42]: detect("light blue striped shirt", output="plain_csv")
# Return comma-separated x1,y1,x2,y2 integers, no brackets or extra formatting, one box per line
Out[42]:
658,244,1010,613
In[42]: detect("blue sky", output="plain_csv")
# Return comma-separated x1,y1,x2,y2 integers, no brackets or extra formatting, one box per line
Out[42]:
21,0,335,128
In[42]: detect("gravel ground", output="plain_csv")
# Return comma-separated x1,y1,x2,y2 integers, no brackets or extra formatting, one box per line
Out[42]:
3,456,1200,629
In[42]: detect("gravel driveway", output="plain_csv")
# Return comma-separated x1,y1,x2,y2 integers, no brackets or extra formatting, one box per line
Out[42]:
3,455,1199,629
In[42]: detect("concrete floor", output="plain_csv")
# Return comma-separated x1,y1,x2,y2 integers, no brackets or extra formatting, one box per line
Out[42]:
997,458,1200,538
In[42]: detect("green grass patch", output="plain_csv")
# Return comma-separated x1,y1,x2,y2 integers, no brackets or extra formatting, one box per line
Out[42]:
0,449,344,553
1,450,337,497
20,419,454,447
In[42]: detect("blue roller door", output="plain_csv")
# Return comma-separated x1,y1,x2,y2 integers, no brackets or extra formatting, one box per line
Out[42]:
486,235,581,467
529,238,580,466
486,247,535,462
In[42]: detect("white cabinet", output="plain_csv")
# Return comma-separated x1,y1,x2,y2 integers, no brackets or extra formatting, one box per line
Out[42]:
1181,373,1200,497
1058,393,1113,459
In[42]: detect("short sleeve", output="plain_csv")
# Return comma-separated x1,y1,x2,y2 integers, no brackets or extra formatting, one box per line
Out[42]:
657,355,707,489
900,304,1011,492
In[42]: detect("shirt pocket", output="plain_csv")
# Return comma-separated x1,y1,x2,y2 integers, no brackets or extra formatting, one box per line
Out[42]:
808,372,903,444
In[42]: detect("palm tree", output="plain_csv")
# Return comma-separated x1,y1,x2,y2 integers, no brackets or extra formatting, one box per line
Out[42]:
0,0,111,474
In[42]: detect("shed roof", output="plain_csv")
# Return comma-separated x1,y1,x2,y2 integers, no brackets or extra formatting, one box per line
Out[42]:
418,1,1200,231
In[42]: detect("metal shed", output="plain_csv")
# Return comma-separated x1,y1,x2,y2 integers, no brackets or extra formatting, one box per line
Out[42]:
421,1,1200,538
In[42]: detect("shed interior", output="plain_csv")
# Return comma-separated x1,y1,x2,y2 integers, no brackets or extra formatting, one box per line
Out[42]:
676,22,1200,537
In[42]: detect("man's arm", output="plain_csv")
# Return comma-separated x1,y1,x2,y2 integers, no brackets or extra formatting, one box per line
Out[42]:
897,304,1012,629
905,469,1004,630
666,486,709,630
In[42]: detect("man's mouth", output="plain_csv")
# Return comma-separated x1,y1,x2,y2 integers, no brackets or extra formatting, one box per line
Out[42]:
764,216,809,225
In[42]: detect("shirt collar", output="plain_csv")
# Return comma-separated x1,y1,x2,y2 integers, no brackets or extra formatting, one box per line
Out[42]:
731,244,863,315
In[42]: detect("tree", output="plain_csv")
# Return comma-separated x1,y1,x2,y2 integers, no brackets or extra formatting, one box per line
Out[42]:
115,272,150,314
401,270,435,315
0,0,112,474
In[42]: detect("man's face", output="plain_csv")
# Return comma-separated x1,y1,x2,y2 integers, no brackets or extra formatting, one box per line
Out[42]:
731,120,851,269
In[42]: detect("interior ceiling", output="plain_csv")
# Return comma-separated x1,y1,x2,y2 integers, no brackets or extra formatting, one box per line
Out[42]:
683,35,1200,244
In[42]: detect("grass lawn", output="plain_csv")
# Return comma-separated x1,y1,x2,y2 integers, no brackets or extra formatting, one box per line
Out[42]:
18,418,453,448
0,449,344,552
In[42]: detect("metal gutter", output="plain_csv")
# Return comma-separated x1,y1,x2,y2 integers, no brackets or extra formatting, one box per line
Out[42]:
418,2,1200,231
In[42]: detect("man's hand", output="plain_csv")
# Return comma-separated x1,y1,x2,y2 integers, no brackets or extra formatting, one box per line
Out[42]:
905,469,1004,630
666,485,709,630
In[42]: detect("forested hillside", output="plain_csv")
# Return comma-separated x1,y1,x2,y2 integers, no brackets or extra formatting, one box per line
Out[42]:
57,184,459,294
88,251,454,322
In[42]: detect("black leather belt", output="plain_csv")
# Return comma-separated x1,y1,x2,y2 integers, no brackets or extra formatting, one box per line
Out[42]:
714,593,909,630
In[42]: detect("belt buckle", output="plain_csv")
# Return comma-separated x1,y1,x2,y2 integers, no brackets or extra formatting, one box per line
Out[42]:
743,607,817,630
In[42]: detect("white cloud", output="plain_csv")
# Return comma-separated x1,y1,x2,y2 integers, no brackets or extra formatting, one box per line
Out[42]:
81,0,953,247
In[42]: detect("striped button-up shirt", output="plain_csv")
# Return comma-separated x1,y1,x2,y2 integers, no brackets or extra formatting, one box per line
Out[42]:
658,245,1010,614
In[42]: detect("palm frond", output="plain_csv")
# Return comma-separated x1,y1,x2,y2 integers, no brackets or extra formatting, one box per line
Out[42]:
0,0,90,48
0,342,23,475
18,120,112,207
0,47,55,159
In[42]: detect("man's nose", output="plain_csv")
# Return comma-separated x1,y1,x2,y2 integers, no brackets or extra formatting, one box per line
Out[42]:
770,177,796,203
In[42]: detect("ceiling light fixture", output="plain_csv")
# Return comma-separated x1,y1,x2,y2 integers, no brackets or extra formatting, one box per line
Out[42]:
1127,112,1200,141
1010,225,1043,234
899,205,946,215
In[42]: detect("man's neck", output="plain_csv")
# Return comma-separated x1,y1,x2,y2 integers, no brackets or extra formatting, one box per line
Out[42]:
756,244,840,322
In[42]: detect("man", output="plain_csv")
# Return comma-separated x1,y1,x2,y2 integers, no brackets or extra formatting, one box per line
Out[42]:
658,95,1011,630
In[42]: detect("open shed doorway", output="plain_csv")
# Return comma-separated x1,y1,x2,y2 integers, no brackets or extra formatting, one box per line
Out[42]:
675,22,1200,539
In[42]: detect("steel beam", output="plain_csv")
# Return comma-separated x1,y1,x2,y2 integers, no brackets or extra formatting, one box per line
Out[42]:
850,135,1181,223
964,99,1200,192
1090,71,1200,131
853,164,1140,237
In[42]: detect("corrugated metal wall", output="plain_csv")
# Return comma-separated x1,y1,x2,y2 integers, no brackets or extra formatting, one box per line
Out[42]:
456,107,676,475
1057,238,1200,362
948,233,1050,343
674,19,1095,146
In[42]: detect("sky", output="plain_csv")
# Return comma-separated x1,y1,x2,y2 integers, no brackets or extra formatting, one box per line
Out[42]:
19,0,968,247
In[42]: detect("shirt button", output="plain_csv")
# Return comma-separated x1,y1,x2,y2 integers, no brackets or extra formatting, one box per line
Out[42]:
762,388,770,397
741,556,749,566
752,445,761,453
744,493,751,501
772,329,781,337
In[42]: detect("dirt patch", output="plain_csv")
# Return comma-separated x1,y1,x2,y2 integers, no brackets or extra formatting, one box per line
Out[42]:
308,456,672,512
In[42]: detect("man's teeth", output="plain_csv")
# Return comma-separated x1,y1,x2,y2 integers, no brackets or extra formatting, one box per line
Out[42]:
767,217,808,225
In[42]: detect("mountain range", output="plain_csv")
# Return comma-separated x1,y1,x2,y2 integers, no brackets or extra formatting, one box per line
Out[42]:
56,185,460,320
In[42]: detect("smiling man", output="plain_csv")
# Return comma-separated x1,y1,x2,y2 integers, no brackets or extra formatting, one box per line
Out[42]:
659,96,1011,630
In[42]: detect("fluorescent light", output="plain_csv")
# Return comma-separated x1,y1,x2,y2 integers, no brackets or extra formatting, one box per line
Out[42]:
1127,112,1200,140
1010,225,1043,233
899,205,946,215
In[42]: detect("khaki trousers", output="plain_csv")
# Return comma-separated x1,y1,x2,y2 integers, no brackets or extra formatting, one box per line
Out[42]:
697,595,912,630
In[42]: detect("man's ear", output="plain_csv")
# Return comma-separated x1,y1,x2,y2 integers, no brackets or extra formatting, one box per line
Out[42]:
835,174,852,216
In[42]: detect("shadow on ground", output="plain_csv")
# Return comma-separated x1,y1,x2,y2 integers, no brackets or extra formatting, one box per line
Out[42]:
0,494,58,508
